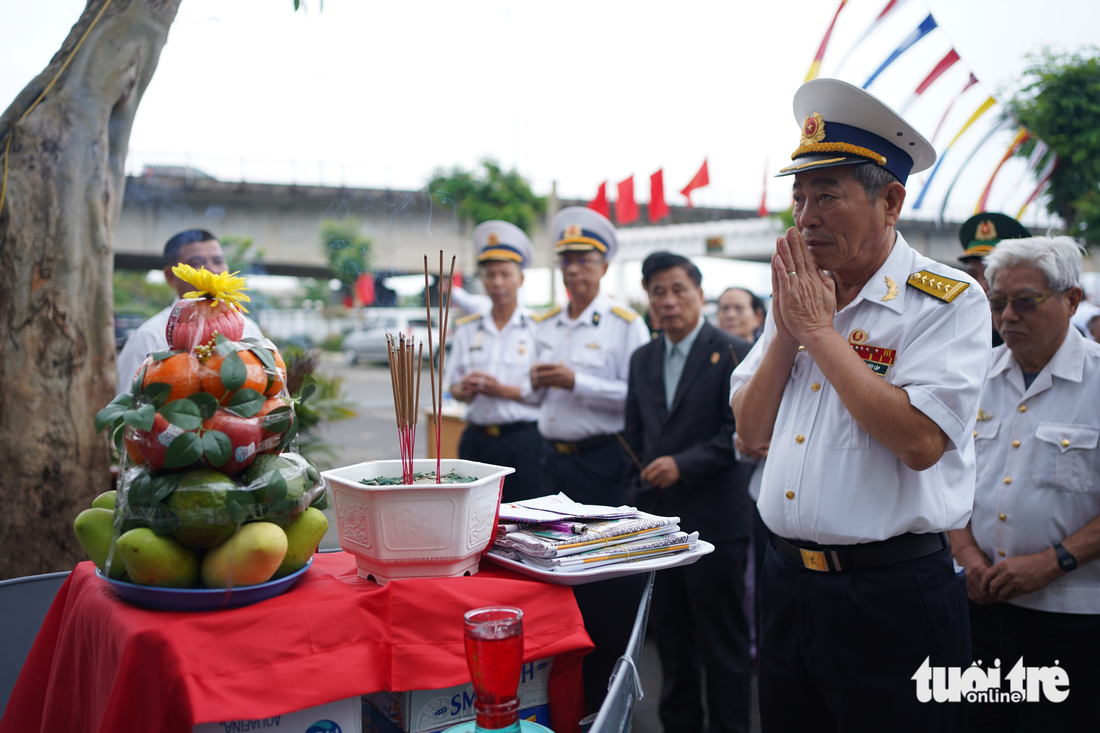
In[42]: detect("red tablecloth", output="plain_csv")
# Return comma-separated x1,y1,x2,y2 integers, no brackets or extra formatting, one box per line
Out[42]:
0,553,592,733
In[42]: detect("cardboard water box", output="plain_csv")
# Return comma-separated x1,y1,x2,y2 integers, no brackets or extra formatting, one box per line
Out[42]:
362,699,551,733
193,695,361,733
363,657,553,733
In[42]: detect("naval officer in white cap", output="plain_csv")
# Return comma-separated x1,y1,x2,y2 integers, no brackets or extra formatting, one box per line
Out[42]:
445,221,542,502
529,206,650,506
528,206,650,715
730,79,991,730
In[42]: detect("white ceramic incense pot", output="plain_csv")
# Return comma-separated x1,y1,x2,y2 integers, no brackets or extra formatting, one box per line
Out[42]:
321,459,515,584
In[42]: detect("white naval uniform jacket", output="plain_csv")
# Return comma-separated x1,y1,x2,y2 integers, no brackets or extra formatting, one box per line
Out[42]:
971,326,1100,614
529,292,650,442
729,233,992,545
443,307,541,426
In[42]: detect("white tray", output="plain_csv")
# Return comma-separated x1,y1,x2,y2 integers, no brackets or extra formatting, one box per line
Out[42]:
482,539,715,586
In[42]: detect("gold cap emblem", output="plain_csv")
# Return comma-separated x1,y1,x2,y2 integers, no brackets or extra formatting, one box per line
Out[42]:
487,233,499,245
975,220,998,241
800,112,826,146
565,224,583,238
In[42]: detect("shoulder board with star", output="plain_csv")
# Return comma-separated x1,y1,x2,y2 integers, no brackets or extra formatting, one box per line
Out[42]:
906,270,969,303
454,312,483,327
530,305,562,323
610,305,639,322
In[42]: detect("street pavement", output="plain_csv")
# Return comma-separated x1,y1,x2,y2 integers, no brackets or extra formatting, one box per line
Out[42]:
312,356,760,732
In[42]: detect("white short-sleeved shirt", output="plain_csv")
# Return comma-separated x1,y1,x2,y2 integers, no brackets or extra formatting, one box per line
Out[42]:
443,307,541,426
531,292,650,442
115,302,265,396
971,327,1100,614
729,233,992,545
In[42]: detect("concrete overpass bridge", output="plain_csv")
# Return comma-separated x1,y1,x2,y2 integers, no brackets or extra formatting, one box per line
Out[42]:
115,170,965,277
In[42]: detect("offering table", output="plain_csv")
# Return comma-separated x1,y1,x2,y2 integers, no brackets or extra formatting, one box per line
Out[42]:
0,551,592,733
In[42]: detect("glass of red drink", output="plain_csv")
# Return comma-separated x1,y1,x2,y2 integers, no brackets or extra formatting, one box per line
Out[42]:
463,606,524,731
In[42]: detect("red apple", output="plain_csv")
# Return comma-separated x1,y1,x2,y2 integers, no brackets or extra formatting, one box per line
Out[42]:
128,414,196,471
256,398,291,454
202,409,263,474
165,298,245,352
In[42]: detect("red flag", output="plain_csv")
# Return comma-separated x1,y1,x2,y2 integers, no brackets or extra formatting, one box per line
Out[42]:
587,181,610,219
805,0,850,81
649,169,670,223
616,176,639,225
757,159,769,217
355,272,376,306
680,159,710,208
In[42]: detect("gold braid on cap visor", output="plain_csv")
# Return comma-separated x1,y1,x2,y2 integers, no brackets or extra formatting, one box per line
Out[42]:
477,248,524,263
555,236,608,253
789,142,887,166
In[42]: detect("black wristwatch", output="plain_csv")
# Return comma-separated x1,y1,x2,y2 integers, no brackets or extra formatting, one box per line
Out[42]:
1054,543,1078,572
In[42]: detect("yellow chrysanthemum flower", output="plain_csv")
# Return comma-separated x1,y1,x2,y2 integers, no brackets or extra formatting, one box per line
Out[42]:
171,264,252,313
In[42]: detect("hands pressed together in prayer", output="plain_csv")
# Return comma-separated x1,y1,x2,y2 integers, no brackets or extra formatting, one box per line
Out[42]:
770,227,838,346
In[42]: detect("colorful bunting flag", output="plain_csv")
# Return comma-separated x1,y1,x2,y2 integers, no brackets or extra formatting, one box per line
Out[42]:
1016,154,1059,219
934,119,1014,224
863,14,938,90
616,175,639,225
913,95,997,210
805,0,850,82
975,128,1030,214
681,160,710,208
649,169,670,223
833,0,910,74
931,74,979,145
587,181,610,219
900,50,960,114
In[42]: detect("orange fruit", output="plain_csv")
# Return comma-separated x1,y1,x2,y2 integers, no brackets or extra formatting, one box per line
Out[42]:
124,435,146,466
143,353,201,402
200,350,268,402
265,350,287,397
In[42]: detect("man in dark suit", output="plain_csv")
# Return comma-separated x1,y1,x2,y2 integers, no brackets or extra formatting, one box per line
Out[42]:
624,252,754,733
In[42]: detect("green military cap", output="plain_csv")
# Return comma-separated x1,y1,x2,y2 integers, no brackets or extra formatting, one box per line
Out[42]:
959,213,1031,262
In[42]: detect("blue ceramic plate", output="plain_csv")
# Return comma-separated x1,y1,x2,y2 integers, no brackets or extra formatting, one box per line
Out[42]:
95,558,312,611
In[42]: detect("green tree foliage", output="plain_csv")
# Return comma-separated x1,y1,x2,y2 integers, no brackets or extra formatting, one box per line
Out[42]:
1007,50,1100,243
219,234,265,274
113,271,175,319
428,159,546,234
320,219,372,287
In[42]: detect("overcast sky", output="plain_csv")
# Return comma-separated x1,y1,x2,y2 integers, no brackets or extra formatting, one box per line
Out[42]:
3,0,1097,226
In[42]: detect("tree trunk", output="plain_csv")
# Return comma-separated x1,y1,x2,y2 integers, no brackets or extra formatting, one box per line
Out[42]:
0,0,180,579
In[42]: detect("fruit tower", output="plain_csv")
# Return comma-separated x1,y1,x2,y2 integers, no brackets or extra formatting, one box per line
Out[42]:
77,265,329,592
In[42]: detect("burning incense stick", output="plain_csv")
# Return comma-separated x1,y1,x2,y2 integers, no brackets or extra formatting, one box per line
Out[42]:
386,333,422,484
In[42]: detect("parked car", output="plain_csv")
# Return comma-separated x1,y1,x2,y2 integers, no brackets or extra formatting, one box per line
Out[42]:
341,309,441,366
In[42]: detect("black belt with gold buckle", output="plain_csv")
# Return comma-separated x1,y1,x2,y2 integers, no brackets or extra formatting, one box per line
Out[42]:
551,434,616,455
472,421,536,438
771,532,948,572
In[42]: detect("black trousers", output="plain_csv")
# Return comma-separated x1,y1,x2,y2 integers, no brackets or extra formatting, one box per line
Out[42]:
457,422,543,503
539,438,628,507
540,438,634,713
758,541,970,732
651,539,752,733
967,601,1100,732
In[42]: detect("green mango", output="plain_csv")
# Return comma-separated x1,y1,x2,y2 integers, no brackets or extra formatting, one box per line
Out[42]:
91,490,116,510
241,454,308,528
273,507,328,578
115,528,200,588
201,522,287,588
73,508,125,579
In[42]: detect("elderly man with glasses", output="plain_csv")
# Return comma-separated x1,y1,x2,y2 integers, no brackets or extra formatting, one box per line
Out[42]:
949,236,1100,731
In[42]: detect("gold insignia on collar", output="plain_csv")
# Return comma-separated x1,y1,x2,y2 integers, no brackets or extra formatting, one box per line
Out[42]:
565,224,583,238
882,276,898,302
800,112,826,146
848,329,867,345
975,220,998,241
710,351,720,364
976,409,994,422
454,312,483,326
907,271,969,303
